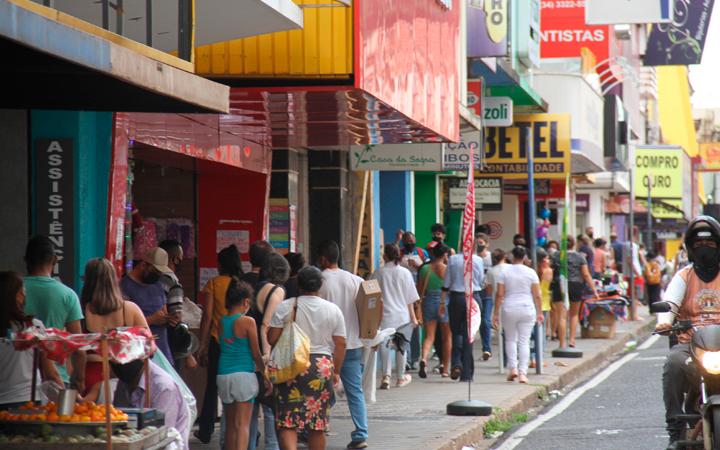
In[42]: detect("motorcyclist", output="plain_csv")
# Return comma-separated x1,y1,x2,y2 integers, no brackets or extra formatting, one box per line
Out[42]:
656,216,720,446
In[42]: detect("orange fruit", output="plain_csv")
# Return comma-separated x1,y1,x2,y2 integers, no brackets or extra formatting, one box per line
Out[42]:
47,413,59,422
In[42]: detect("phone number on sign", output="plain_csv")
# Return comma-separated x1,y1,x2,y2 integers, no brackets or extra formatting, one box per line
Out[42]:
541,0,585,8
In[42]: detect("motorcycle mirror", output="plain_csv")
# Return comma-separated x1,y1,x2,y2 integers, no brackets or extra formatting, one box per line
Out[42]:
650,301,672,314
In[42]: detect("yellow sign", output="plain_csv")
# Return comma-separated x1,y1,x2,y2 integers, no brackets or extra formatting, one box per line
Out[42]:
637,199,684,219
480,113,571,179
634,147,684,198
700,143,720,171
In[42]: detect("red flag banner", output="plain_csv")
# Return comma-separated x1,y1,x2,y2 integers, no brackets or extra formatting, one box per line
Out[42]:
462,141,481,343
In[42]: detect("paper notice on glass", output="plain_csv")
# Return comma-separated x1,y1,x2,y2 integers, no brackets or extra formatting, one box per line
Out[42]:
199,267,219,291
216,229,250,253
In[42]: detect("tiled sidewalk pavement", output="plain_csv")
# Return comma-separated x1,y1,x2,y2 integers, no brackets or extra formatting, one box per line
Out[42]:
190,308,655,450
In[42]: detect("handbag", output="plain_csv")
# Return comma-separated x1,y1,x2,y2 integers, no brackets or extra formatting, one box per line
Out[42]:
265,298,311,384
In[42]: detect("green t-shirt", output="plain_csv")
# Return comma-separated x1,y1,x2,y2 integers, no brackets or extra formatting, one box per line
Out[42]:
418,264,444,293
23,276,83,383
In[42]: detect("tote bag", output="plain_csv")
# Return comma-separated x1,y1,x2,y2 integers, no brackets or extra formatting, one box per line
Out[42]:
266,298,311,384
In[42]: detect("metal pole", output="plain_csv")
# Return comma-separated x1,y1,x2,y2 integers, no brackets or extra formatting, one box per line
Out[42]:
178,0,192,61
145,0,153,46
629,168,637,320
527,129,543,375
647,172,652,250
116,0,124,35
101,0,109,29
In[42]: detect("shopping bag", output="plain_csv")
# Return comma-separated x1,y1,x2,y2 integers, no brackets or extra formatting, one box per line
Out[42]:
266,298,311,384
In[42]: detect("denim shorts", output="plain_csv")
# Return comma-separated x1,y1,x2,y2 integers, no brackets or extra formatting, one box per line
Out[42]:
423,290,449,324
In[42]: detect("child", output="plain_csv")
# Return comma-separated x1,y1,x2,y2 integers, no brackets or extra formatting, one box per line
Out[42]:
644,251,663,307
218,278,269,450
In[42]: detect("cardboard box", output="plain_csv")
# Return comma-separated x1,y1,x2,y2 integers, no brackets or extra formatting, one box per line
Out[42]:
356,280,383,340
581,307,617,339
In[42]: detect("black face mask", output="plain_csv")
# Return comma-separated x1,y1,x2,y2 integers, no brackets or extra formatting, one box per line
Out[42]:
404,243,416,252
694,246,720,282
432,236,443,243
110,360,144,384
142,271,160,285
477,245,487,253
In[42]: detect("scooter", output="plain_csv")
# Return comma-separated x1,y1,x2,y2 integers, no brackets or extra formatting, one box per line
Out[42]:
652,301,720,450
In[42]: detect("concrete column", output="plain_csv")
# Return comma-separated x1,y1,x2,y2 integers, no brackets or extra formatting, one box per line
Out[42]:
0,110,29,273
308,150,348,266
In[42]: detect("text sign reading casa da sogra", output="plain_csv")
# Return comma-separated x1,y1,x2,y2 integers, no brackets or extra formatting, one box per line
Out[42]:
480,114,571,179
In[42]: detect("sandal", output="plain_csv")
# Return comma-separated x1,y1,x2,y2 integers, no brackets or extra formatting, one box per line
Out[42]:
441,371,450,378
419,360,427,379
506,369,518,382
518,374,529,384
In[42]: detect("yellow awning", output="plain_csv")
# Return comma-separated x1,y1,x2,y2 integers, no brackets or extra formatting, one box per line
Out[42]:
657,66,699,157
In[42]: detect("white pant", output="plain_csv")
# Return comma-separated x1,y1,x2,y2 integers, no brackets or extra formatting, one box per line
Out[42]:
502,307,536,375
379,336,406,380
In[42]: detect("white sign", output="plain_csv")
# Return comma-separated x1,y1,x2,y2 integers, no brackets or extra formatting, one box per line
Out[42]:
216,229,250,253
483,97,513,127
450,177,503,208
443,131,483,170
351,144,444,171
585,0,672,25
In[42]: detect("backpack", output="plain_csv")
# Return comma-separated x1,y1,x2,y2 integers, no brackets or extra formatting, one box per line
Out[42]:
644,260,662,285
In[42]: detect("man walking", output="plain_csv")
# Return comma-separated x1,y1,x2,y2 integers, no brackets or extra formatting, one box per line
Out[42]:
318,240,369,449
158,240,194,369
442,237,484,381
23,235,86,389
120,248,176,363
476,233,493,360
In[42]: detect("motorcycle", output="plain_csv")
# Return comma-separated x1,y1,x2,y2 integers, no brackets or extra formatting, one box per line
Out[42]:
652,301,720,450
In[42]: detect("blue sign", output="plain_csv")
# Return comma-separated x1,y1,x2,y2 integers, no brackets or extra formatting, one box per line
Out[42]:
644,0,715,66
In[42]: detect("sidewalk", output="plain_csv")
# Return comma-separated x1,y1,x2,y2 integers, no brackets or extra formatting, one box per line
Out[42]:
190,308,655,450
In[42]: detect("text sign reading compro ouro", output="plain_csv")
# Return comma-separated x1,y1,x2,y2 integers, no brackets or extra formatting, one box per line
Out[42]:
480,113,571,179
633,146,685,199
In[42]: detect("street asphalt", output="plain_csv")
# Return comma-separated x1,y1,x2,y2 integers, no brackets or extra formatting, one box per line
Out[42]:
501,334,669,450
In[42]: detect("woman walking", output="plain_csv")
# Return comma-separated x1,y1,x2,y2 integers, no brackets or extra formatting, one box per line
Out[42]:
80,258,149,395
417,244,451,378
269,267,346,450
195,245,243,444
492,247,543,384
538,252,553,339
567,236,599,347
217,278,267,450
372,244,420,389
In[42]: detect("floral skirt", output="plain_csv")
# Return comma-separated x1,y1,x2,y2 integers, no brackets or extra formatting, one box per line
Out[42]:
274,353,335,432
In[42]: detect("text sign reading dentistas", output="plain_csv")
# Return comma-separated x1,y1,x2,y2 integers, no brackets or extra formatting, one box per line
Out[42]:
35,139,75,288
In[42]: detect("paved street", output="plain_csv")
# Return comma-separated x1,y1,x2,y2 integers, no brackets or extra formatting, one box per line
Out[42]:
190,310,655,450
499,334,668,450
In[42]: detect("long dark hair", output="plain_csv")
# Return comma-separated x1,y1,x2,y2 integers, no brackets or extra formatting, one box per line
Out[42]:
225,277,254,310
0,271,30,333
218,245,242,277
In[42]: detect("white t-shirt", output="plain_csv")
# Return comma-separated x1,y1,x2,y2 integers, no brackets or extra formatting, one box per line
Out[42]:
270,296,346,356
497,264,539,311
0,319,42,405
371,262,419,329
485,263,508,302
319,268,363,350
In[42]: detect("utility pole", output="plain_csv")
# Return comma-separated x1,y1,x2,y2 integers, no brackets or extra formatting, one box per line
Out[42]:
527,129,543,375
629,167,637,321
647,172,653,250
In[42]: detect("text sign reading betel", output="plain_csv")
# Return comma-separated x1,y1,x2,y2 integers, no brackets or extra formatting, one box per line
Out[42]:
480,114,571,179
633,146,684,198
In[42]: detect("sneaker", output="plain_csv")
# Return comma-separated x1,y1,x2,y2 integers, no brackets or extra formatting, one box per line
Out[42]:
450,366,462,380
668,429,683,448
483,351,492,361
380,375,391,390
347,440,368,449
396,374,412,387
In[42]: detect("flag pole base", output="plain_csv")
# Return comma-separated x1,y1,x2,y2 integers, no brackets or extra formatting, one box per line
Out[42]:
446,400,493,416
552,347,583,358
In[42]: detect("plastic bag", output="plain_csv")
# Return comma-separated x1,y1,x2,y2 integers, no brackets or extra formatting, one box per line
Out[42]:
266,317,310,385
151,350,197,435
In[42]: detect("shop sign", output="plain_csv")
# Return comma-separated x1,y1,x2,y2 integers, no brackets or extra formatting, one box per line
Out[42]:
633,146,684,199
504,180,551,195
443,130,483,171
586,0,672,24
467,80,482,117
575,193,590,212
483,97,513,127
638,199,684,220
35,139,75,288
350,143,444,171
540,1,610,61
481,113,571,179
700,143,720,171
467,0,508,58
517,0,541,68
449,177,503,210
644,0,714,66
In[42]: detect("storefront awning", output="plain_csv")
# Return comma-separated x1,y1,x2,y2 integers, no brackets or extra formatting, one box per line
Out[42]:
469,58,548,113
0,0,229,113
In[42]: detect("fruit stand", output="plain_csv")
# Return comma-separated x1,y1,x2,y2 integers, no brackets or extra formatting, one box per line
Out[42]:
0,326,175,449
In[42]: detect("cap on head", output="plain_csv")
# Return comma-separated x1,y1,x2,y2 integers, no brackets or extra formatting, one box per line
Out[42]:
143,248,173,274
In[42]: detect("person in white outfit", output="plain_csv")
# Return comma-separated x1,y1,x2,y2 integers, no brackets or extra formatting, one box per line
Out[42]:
492,246,543,384
371,244,420,389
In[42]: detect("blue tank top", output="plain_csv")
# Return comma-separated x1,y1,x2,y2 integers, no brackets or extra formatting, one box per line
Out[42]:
218,314,255,375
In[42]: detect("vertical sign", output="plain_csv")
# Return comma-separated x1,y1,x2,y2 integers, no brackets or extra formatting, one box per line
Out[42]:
462,144,481,343
35,139,74,288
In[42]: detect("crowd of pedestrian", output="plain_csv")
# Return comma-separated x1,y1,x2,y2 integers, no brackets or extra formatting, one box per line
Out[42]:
0,222,679,450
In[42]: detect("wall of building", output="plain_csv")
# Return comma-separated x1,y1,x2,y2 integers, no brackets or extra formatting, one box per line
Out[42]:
481,195,519,251
0,110,29,273
414,172,439,247
380,172,413,243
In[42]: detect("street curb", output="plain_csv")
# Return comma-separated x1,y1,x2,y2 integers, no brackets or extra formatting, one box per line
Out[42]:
435,316,657,450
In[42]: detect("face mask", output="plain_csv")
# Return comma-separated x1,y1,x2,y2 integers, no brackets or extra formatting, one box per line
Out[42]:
111,361,144,384
695,246,719,267
142,271,160,285
477,245,486,253
404,243,416,252
432,236,443,243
